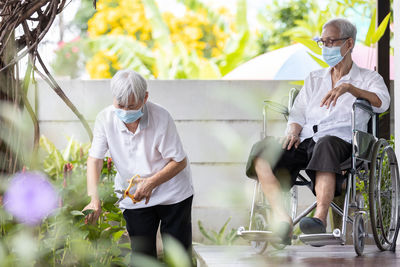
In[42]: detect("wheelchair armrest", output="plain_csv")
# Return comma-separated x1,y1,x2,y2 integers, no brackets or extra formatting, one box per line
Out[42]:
353,98,375,115
263,100,289,116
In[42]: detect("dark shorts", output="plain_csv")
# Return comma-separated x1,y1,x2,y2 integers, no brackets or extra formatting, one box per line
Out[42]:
246,135,352,196
123,195,193,258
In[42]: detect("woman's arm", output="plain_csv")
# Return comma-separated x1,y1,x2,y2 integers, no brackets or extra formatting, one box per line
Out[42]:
83,156,104,224
133,157,187,204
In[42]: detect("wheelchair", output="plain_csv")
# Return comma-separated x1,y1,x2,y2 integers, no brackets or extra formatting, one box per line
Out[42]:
237,88,400,255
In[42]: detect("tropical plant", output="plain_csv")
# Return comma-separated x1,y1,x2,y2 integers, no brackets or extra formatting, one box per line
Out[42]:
198,217,238,245
0,135,193,266
53,0,256,79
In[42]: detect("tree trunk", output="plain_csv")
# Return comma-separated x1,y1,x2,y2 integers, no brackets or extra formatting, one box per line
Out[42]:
0,31,22,174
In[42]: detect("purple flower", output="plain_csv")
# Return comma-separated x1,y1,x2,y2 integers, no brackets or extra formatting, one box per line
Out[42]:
3,172,58,225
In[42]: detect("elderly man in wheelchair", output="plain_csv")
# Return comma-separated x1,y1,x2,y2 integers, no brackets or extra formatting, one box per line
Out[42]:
238,18,399,255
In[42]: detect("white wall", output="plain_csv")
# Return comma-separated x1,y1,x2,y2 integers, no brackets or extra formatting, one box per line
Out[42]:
32,79,317,242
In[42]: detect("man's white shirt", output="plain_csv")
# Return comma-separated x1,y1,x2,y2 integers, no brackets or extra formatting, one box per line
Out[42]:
288,63,390,143
89,101,194,209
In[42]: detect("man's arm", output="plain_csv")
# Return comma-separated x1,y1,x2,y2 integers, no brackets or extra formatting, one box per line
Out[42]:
134,157,187,204
321,83,382,108
83,156,103,224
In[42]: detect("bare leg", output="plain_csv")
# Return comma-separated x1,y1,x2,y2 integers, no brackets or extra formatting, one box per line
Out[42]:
254,157,292,224
314,171,336,226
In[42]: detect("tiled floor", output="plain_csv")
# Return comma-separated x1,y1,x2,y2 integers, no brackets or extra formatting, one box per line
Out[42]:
193,245,400,267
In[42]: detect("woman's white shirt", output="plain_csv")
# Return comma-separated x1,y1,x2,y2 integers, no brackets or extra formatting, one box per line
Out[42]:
89,101,194,209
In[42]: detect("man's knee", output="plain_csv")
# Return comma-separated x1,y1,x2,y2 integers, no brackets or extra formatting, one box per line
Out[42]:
254,157,270,172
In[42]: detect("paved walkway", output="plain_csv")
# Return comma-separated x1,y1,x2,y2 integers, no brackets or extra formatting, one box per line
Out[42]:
193,245,400,267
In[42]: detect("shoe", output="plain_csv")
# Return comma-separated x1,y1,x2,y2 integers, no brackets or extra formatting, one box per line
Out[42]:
299,217,326,234
272,221,292,245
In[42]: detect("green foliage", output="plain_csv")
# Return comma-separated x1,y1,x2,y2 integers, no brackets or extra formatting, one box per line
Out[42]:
1,135,196,266
53,0,257,79
39,135,90,180
71,0,97,34
51,38,88,78
0,145,130,266
162,235,192,267
198,217,238,245
256,0,314,52
365,9,391,46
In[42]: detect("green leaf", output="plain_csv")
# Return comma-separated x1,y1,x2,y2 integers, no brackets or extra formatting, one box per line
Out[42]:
39,135,57,155
365,9,376,46
62,137,74,162
82,209,94,216
220,31,251,75
40,136,65,178
112,230,125,242
197,220,217,243
198,59,221,79
163,235,191,267
371,12,391,44
142,0,171,46
290,80,305,86
217,217,231,239
236,0,248,33
104,212,122,222
307,52,329,68
70,210,85,217
118,242,132,249
292,37,322,55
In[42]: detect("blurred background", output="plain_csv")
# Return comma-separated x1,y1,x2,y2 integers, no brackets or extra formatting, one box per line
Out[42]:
42,0,390,80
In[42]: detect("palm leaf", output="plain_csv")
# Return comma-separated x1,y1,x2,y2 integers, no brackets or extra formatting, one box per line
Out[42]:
220,31,250,75
236,0,248,33
307,52,329,68
292,37,321,55
141,0,171,46
365,8,376,46
371,12,391,44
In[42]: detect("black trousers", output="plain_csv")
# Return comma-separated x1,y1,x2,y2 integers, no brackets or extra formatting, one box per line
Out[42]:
246,135,352,196
123,195,193,257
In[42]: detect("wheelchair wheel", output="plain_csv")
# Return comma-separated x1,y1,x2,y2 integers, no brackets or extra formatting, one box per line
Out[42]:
353,213,365,256
369,139,400,251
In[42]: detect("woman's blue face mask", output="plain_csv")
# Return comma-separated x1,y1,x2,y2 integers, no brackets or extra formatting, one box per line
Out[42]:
115,107,143,123
322,39,349,67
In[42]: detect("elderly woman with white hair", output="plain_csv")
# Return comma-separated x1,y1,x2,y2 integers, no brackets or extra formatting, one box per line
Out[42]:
83,70,194,258
245,18,390,242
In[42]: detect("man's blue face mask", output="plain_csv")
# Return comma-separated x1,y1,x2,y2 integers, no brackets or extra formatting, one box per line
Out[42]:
115,107,143,123
322,39,350,67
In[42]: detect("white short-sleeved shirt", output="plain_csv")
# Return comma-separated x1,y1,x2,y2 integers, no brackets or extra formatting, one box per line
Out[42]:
288,63,390,143
89,101,193,209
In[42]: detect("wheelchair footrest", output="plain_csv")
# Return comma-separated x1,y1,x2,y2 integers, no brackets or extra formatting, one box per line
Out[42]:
299,229,344,246
237,227,281,243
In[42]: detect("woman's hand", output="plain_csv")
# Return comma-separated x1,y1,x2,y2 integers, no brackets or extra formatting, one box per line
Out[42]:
320,83,353,108
281,133,300,150
132,178,156,204
83,198,102,224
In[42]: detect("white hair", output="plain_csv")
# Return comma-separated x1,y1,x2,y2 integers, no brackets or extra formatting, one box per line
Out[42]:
323,18,357,49
110,70,147,106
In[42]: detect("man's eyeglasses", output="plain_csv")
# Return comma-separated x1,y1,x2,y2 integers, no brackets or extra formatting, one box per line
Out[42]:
316,37,349,48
